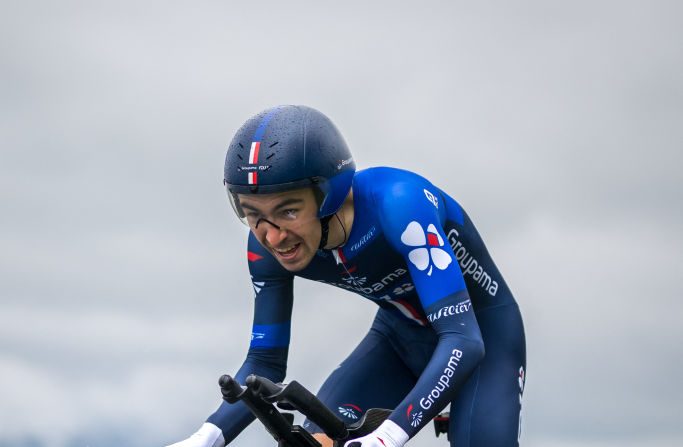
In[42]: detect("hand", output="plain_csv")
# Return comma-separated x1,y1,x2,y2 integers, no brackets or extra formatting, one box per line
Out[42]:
344,433,389,447
343,420,408,447
312,433,334,447
165,423,225,447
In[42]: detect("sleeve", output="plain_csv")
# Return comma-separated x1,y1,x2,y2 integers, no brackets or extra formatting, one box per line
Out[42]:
376,179,485,439
206,232,294,444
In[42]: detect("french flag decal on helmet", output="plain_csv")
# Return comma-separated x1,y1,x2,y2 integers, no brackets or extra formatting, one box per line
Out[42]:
249,142,261,164
247,142,261,185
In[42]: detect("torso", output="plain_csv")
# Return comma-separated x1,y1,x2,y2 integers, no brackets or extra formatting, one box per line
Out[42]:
248,167,515,329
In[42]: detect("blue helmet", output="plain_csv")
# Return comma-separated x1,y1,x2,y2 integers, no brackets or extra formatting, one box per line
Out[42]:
224,105,355,221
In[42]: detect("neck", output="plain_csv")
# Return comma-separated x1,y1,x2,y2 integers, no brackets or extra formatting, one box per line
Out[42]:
323,189,354,249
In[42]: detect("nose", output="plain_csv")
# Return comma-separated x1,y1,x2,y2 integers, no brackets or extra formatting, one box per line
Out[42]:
264,225,288,247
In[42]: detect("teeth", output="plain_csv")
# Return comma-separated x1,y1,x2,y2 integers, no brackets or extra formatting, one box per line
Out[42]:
275,244,297,253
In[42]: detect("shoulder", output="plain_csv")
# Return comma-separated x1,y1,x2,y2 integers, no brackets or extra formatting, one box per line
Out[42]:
355,166,432,187
355,167,438,202
355,166,441,215
354,167,445,243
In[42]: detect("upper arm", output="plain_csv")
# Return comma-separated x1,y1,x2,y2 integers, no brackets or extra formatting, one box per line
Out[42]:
246,232,295,350
378,180,467,311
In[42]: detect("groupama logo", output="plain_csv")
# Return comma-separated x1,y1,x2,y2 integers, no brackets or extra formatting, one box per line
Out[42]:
338,403,362,420
406,404,423,428
400,221,452,276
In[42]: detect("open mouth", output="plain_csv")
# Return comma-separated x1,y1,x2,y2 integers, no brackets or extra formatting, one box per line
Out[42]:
273,243,301,260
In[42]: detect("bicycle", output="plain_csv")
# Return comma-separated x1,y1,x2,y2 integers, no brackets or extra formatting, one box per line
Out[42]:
218,374,450,447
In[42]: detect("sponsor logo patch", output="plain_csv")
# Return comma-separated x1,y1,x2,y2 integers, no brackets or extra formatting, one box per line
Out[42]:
419,349,463,410
392,283,415,296
338,403,362,420
446,229,499,296
427,299,472,323
349,226,377,253
342,275,368,286
424,189,438,208
401,221,452,276
319,268,408,296
337,157,353,170
406,404,423,428
238,165,271,171
250,275,265,295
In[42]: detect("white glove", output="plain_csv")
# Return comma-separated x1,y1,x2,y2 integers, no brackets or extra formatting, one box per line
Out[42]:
344,420,409,447
165,423,225,447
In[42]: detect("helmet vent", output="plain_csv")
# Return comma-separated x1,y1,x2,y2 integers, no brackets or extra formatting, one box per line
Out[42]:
236,154,243,160
238,142,244,148
266,153,275,160
269,141,279,148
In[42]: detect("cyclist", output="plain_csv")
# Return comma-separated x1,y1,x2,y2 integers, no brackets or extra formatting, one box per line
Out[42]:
167,105,526,447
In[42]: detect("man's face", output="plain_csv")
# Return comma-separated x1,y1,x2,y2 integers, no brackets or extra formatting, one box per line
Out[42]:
237,188,321,272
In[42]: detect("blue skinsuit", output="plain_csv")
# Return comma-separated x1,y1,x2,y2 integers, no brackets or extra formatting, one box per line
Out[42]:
208,167,526,446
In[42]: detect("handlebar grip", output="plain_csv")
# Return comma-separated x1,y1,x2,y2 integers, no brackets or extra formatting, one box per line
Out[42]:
246,374,283,398
218,374,244,403
219,375,311,445
285,381,348,440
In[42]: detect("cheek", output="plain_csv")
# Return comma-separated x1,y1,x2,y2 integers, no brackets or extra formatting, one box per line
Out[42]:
298,221,321,247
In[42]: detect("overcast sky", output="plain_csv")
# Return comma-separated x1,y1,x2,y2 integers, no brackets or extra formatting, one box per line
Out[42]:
1,1,682,446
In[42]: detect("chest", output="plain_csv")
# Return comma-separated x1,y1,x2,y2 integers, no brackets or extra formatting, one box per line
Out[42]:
298,234,417,303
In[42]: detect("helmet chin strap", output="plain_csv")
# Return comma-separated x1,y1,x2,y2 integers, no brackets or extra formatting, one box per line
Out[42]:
318,215,334,250
318,213,348,250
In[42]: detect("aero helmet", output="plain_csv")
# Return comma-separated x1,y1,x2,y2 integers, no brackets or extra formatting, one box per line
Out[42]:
224,105,355,227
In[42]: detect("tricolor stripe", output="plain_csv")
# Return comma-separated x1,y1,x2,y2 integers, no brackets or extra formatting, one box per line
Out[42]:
253,107,280,142
249,141,261,164
332,248,347,265
388,299,428,326
336,248,348,264
244,107,281,186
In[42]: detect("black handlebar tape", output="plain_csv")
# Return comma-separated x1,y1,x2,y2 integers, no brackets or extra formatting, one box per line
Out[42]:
284,381,348,440
218,375,245,403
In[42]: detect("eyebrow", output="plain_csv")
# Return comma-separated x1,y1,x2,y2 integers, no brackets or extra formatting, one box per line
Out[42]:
240,197,305,213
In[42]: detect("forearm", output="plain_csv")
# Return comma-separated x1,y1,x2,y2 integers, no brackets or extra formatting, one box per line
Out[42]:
206,400,255,445
389,332,484,438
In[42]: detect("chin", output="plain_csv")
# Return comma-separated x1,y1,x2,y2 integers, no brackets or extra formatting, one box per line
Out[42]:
278,256,313,272
273,247,315,272
280,262,306,272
